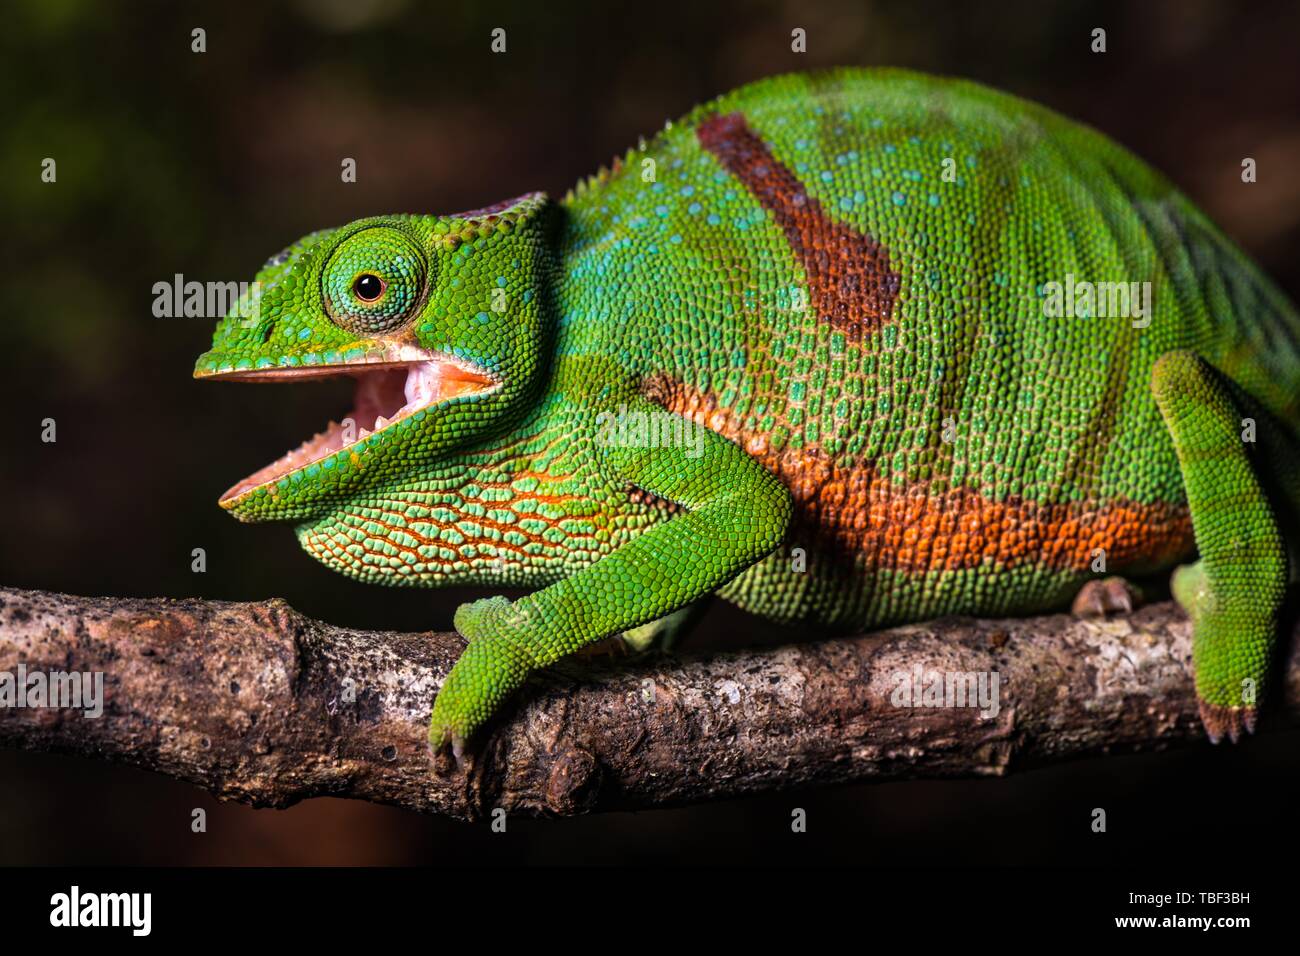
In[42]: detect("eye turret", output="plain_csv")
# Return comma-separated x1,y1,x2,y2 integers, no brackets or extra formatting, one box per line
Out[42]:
322,226,430,334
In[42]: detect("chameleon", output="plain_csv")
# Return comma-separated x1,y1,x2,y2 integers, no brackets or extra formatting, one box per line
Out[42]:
194,68,1300,756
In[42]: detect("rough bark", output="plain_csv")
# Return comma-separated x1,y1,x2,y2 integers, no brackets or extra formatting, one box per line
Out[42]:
0,585,1296,822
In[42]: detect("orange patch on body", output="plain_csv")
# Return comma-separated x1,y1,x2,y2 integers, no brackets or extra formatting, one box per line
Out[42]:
697,112,900,339
646,376,1193,575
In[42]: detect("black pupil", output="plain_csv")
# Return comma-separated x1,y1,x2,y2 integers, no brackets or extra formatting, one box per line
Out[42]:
353,274,383,301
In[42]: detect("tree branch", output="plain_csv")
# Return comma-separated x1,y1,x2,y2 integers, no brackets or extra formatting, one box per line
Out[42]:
0,585,1296,821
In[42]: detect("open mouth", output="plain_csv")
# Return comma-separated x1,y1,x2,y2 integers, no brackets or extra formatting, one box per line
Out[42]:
200,352,497,503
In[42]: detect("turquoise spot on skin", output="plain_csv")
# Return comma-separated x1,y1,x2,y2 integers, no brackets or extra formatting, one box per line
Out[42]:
476,311,490,324
297,327,312,341
892,191,906,205
688,202,702,215
707,214,721,226
496,277,507,287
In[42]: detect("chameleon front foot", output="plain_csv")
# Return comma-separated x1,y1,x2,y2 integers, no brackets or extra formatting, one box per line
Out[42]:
1071,576,1143,618
428,595,539,762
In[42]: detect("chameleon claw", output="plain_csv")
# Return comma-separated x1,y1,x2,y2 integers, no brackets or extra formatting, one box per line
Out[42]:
1197,698,1256,745
1071,577,1141,618
427,725,468,775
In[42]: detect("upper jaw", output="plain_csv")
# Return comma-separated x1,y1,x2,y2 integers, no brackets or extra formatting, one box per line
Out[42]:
193,341,454,380
195,345,499,505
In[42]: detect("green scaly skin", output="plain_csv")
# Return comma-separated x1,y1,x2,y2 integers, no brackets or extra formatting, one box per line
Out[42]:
195,69,1300,754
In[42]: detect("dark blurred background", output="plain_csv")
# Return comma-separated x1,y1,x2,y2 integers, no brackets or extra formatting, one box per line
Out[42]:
2,0,1298,865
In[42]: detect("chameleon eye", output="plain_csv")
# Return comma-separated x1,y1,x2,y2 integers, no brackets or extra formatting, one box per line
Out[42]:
323,227,430,334
352,273,386,302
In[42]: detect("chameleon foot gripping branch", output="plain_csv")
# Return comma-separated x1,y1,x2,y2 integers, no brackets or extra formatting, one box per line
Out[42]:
195,69,1300,754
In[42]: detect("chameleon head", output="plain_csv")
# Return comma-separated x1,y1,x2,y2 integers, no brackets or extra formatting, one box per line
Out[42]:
194,192,556,522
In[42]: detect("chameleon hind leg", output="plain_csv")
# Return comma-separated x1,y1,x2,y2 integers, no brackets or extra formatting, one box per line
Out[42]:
1152,350,1288,742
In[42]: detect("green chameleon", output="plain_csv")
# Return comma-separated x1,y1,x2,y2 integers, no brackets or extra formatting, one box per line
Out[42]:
195,69,1300,756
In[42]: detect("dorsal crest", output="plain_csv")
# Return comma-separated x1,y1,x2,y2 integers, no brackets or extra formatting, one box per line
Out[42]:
433,192,550,248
